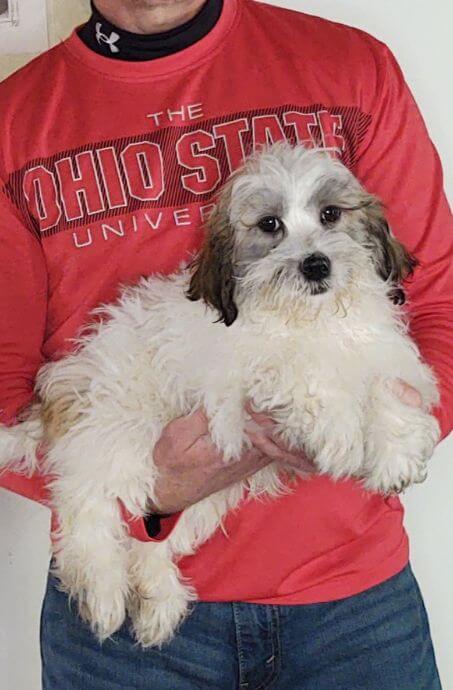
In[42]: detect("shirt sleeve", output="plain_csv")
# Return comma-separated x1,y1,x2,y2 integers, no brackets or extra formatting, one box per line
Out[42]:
0,177,50,503
119,502,182,542
354,42,453,440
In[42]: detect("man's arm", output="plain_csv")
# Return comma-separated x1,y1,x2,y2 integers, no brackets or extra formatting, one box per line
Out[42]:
0,178,49,502
354,42,453,439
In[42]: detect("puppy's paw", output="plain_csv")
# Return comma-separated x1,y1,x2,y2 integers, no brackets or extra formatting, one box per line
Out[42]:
314,437,364,480
310,420,365,481
363,450,427,495
78,584,127,641
55,562,128,641
129,584,194,648
209,415,248,462
364,410,439,495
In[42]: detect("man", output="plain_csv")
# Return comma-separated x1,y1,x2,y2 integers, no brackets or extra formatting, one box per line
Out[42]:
0,0,451,687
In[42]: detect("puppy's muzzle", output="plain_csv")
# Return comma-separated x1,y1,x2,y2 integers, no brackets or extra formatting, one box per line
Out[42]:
300,253,331,282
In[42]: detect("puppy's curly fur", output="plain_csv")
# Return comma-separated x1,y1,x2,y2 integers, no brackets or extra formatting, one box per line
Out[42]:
0,144,439,647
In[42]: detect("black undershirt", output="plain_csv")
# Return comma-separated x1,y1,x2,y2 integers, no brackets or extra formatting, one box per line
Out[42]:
77,0,223,62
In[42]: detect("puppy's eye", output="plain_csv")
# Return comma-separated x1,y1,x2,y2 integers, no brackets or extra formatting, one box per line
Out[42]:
257,216,283,233
320,206,342,225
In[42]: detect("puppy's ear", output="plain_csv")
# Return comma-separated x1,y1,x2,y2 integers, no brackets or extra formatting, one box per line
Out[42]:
187,181,238,326
362,196,418,300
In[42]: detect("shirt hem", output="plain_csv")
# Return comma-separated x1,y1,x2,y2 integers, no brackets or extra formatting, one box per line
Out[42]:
197,550,410,605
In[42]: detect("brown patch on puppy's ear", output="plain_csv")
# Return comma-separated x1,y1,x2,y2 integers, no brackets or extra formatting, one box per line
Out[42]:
187,181,238,326
362,195,418,296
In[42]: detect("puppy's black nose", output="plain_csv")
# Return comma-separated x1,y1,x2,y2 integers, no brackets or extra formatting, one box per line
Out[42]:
300,253,331,281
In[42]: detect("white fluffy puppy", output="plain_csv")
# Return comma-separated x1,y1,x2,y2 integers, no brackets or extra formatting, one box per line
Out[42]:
0,143,440,647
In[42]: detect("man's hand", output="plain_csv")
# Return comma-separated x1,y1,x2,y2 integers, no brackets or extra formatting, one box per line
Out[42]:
149,407,315,515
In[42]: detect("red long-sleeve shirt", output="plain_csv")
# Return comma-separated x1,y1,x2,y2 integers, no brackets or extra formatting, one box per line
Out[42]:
0,0,452,603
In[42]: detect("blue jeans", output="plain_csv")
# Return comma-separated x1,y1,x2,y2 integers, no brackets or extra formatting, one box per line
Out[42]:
41,564,441,689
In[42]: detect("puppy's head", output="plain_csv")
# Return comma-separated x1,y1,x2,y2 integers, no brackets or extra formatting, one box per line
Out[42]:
188,143,416,325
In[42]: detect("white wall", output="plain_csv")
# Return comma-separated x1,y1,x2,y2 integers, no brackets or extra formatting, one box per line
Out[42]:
0,0,89,80
0,1,451,688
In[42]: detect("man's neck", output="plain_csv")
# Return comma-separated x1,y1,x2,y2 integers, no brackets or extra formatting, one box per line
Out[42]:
94,0,207,35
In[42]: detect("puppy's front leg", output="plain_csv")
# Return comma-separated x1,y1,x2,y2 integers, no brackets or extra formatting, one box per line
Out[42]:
363,379,440,494
206,391,249,462
276,389,365,481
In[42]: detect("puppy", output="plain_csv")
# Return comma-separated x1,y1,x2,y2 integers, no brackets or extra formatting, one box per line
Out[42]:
0,143,440,647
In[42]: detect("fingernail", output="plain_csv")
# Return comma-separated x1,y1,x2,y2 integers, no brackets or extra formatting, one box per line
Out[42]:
386,378,422,408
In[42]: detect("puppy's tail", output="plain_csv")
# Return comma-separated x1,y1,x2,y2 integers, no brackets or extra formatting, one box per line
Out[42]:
0,407,43,476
